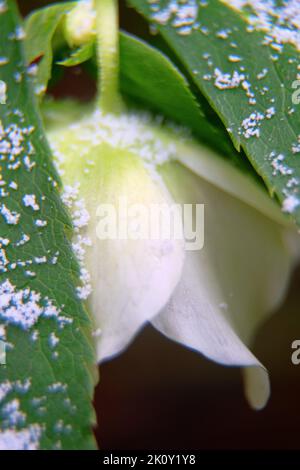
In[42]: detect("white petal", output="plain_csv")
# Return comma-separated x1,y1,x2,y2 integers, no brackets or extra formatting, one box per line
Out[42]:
88,160,185,361
152,161,296,408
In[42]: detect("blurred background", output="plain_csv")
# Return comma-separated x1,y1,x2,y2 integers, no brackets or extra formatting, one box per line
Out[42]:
20,0,300,450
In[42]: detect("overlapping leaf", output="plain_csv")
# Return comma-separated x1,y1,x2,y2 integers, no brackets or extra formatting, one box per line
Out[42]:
129,0,300,226
25,1,245,162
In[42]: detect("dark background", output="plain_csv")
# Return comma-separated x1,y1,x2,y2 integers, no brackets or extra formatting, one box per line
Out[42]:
19,0,300,450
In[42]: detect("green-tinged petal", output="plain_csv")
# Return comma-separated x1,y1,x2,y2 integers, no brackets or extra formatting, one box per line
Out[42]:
152,160,297,409
46,109,185,361
243,367,270,411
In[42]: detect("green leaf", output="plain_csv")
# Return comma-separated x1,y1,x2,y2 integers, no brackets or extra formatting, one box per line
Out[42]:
129,0,300,226
0,0,96,450
155,157,294,410
25,1,74,97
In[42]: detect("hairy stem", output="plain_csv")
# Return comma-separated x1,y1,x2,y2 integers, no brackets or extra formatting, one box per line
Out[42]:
95,0,123,113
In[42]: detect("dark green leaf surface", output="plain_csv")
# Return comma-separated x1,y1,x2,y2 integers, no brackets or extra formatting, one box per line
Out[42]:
0,0,96,450
129,0,300,225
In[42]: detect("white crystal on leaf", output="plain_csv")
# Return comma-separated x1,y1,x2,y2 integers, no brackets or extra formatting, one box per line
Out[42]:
45,103,299,409
0,79,7,104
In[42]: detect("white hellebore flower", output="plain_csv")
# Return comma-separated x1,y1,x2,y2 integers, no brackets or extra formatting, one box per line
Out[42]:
45,102,299,410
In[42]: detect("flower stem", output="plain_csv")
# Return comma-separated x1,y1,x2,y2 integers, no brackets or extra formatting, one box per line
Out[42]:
95,0,123,113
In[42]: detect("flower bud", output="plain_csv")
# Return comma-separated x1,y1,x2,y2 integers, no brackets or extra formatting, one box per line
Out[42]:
45,104,185,359
64,0,96,47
